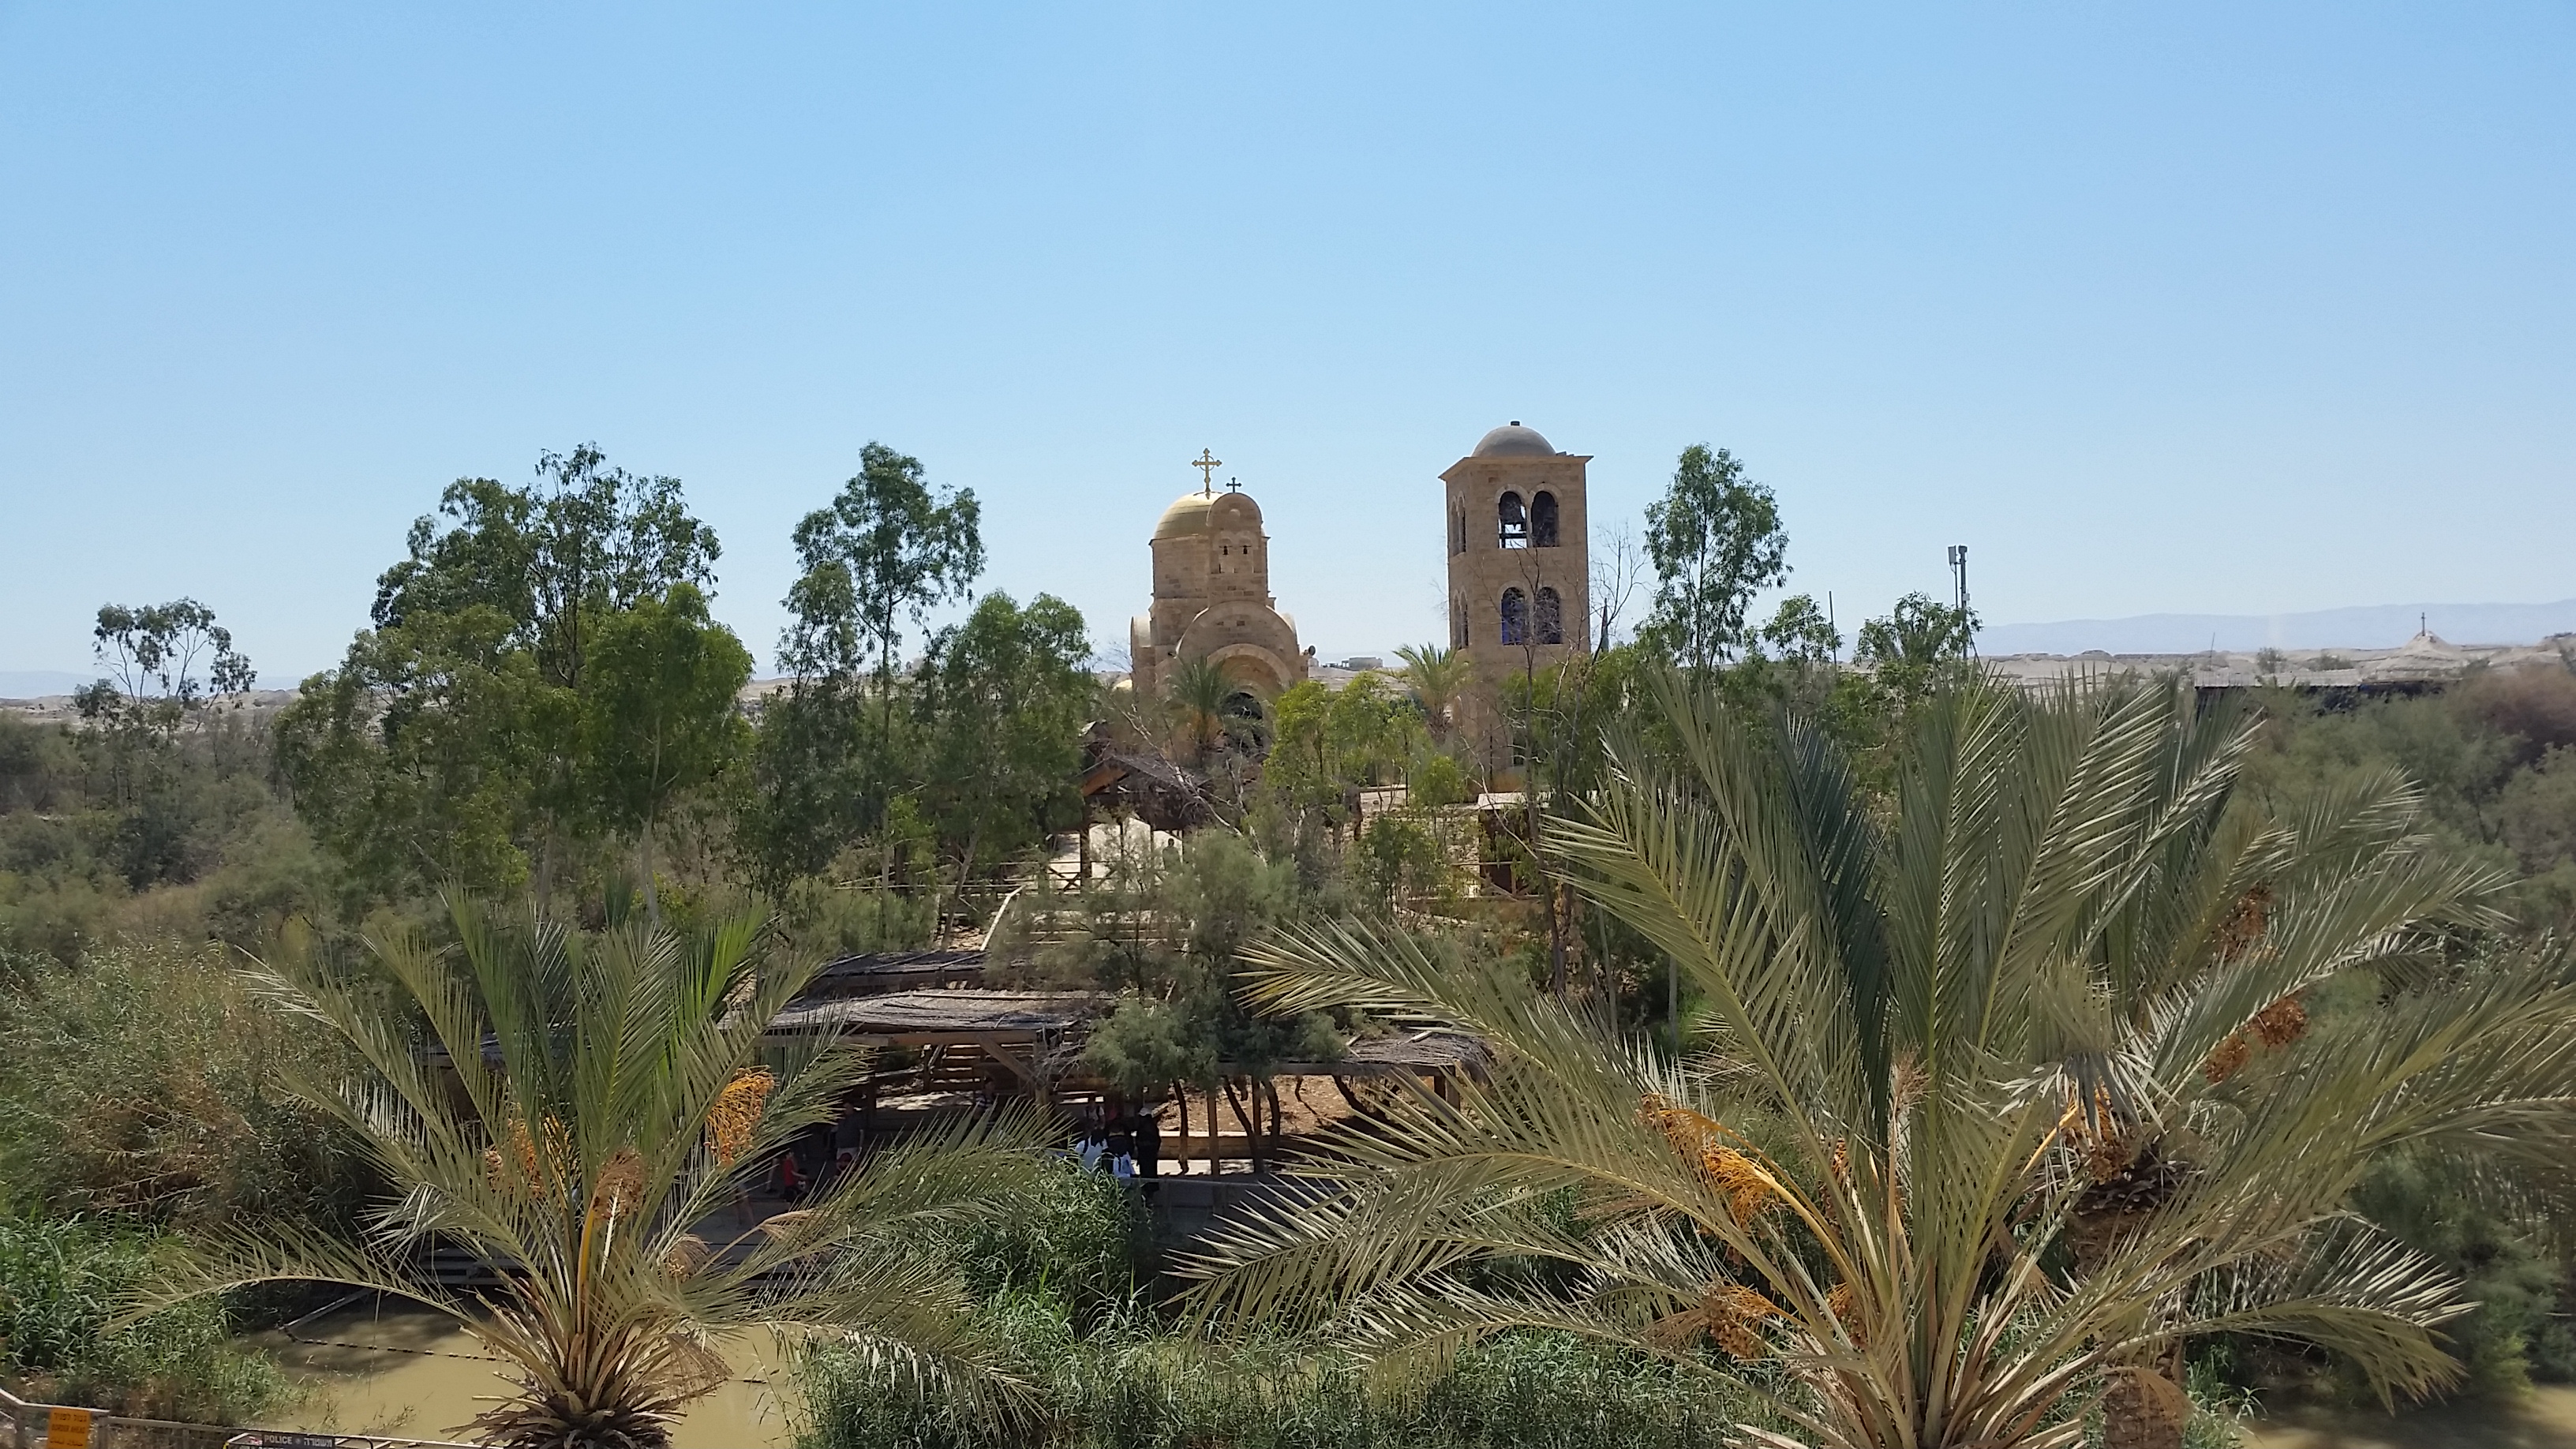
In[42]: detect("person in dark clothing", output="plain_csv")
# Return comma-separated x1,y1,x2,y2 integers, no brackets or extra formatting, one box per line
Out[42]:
1132,1110,1161,1178
1104,1114,1134,1168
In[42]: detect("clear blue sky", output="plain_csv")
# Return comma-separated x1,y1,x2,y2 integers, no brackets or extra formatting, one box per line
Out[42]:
4,2,2570,683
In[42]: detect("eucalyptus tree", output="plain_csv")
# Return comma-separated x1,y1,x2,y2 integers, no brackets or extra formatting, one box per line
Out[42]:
80,598,256,721
582,584,754,926
781,443,983,748
73,598,257,846
369,446,720,697
1758,593,1842,666
136,898,1048,1449
914,590,1094,926
278,447,723,903
1187,670,2576,1449
1639,444,1788,674
749,444,984,887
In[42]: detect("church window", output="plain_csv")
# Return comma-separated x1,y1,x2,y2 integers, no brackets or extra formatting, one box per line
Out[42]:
1498,492,1528,549
1532,491,1559,547
1500,588,1530,645
1536,586,1563,644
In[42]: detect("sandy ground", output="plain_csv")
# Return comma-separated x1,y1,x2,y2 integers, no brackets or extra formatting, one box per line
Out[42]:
246,1301,799,1448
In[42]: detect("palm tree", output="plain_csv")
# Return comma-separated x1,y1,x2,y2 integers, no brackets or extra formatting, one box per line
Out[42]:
136,899,1048,1449
1165,656,1235,765
1185,672,2576,1449
1394,642,1471,742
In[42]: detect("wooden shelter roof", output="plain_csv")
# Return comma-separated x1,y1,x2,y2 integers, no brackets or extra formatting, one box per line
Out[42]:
807,949,987,995
766,988,1108,1039
1263,1028,1494,1079
1080,741,1215,833
1045,1025,1496,1083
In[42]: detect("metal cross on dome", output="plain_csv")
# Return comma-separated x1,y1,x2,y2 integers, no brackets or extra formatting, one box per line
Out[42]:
1191,448,1222,495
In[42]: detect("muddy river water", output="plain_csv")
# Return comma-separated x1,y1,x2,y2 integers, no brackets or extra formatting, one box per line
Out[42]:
249,1301,799,1447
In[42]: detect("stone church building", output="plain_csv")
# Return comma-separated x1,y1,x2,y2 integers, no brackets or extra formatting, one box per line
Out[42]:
1128,422,1591,764
1126,471,1310,702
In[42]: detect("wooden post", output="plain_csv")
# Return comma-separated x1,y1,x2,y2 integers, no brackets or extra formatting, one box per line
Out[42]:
1208,1083,1223,1176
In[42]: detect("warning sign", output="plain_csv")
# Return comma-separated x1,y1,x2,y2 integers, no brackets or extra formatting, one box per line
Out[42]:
43,1405,92,1449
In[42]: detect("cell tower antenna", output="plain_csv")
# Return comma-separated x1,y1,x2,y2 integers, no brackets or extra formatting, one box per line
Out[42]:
1946,545,1970,614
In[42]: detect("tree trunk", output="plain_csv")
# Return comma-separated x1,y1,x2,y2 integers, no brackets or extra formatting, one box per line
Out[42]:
2099,1365,2189,1449
1208,1084,1224,1175
934,822,983,949
1542,859,1567,998
1225,1079,1260,1173
1331,1075,1382,1121
641,817,660,931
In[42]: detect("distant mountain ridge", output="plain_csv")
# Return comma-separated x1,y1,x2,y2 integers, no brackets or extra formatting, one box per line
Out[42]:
1980,601,2576,657
0,670,90,700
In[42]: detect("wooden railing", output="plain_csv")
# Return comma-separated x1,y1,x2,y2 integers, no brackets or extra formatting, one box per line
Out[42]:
0,1386,478,1449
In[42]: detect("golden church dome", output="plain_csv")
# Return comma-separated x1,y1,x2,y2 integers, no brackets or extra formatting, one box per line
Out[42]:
1155,488,1264,538
1154,491,1213,539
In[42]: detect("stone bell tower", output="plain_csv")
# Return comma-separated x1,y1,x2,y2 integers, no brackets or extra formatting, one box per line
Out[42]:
1441,421,1590,769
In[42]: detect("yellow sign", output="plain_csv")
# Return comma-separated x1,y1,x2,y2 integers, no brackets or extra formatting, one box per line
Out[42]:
44,1405,93,1449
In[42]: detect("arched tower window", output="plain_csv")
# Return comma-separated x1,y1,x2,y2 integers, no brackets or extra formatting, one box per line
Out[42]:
1536,587,1563,644
1453,600,1468,650
1532,491,1559,547
1500,588,1530,645
1497,492,1528,549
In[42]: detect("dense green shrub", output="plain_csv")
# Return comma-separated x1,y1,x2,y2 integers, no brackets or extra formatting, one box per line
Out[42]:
777,866,941,959
799,1156,1755,1449
798,1299,1756,1449
927,1163,1147,1316
0,708,342,964
2353,1149,2576,1395
0,942,369,1229
0,1211,292,1424
2244,668,2576,938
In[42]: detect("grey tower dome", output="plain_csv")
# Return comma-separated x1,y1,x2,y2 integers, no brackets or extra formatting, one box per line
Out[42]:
1470,421,1555,457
